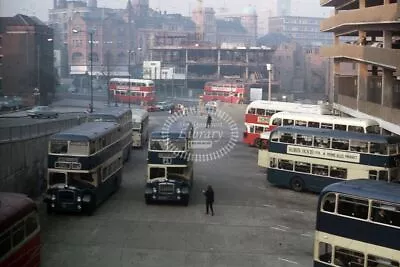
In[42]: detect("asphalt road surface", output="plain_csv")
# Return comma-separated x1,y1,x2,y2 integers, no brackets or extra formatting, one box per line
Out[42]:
39,107,318,267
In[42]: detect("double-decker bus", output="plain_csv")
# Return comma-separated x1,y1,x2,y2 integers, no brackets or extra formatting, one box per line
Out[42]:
87,107,133,162
145,121,194,206
244,100,331,146
131,108,149,148
0,192,40,267
44,122,124,215
257,113,381,168
203,80,246,104
109,78,155,105
266,126,400,192
314,180,400,267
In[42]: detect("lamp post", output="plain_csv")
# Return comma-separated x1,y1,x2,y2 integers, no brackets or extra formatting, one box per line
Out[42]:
266,64,272,101
128,50,135,108
72,28,95,113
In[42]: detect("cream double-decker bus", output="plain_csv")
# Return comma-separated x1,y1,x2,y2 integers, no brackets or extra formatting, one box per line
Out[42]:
131,109,149,148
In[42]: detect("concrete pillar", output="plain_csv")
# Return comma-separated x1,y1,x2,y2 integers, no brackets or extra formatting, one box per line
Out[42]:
335,36,339,45
382,69,393,108
331,59,340,103
217,50,221,79
359,0,366,8
383,31,392,49
357,63,368,110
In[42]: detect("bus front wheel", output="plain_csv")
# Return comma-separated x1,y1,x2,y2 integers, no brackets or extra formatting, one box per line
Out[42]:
290,177,304,192
253,138,261,147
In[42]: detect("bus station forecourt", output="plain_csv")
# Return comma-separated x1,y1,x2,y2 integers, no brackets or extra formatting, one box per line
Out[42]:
10,100,398,266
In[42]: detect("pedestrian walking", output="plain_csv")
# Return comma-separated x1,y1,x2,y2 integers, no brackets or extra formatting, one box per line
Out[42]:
202,185,214,216
206,114,212,128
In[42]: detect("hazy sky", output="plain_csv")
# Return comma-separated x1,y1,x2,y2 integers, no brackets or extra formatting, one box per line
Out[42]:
0,0,331,21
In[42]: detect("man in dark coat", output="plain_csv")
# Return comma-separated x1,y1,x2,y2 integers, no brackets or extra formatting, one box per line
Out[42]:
206,114,212,128
203,185,214,216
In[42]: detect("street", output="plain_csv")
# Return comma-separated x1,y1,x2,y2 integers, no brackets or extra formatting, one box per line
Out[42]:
39,107,318,267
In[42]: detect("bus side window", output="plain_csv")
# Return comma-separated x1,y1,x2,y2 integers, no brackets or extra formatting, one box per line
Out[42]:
248,108,255,114
378,171,389,182
322,193,336,212
296,134,312,146
295,120,307,127
280,133,294,143
338,195,368,219
368,255,400,267
370,143,388,155
332,139,349,150
318,242,332,263
255,126,264,133
256,109,265,115
271,118,281,126
283,119,294,126
278,159,293,170
330,167,347,179
314,137,330,148
11,221,25,247
249,125,255,133
349,126,364,133
321,123,333,129
312,164,329,176
334,124,346,131
294,162,310,173
266,110,275,116
350,140,368,153
25,213,39,236
368,170,378,180
270,158,277,168
0,231,11,258
308,121,320,128
334,247,364,267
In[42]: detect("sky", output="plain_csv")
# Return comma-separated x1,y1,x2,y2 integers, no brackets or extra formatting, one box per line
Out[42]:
0,0,331,21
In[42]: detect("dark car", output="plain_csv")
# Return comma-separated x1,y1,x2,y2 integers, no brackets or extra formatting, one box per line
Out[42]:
27,106,58,119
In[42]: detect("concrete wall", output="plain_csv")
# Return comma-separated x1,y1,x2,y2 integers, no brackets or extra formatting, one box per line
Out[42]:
0,117,85,197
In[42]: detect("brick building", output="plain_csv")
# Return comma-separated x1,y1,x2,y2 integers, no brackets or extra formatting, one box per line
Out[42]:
0,14,54,105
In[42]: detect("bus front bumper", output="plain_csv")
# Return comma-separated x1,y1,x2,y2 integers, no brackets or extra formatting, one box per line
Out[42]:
44,191,91,213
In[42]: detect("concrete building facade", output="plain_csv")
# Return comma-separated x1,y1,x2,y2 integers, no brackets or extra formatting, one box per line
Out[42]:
320,0,400,135
269,16,333,48
0,14,54,105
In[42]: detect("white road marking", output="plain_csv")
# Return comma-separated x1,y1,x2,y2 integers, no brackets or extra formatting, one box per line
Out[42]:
257,186,265,190
290,210,305,214
278,258,299,265
276,224,290,229
263,204,275,208
271,227,287,232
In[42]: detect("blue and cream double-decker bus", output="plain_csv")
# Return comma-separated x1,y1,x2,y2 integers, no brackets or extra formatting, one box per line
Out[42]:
86,106,133,162
44,122,124,215
145,121,194,205
314,180,400,267
266,126,400,193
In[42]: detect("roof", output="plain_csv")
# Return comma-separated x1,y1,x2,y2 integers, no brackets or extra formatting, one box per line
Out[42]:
151,121,193,139
321,179,400,204
0,14,46,33
257,32,293,47
136,13,195,31
271,126,400,144
88,106,131,119
50,122,119,141
131,109,149,122
270,112,379,127
0,193,36,232
246,100,331,115
110,78,154,84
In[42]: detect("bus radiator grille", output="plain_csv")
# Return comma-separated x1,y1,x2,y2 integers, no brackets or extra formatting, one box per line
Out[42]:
158,183,174,194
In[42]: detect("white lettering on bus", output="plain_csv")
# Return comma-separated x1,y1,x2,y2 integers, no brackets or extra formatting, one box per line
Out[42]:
287,145,360,163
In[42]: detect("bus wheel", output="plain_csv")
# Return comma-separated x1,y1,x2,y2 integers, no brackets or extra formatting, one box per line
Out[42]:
290,177,304,192
254,138,261,147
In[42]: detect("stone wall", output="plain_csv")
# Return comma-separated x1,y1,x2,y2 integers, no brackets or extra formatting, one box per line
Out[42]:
0,117,85,197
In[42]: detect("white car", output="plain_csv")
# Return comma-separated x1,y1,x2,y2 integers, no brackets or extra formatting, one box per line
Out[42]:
27,106,58,119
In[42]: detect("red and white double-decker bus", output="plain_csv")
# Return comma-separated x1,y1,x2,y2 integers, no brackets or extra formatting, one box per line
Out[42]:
243,100,331,147
0,192,40,267
109,78,155,105
203,80,247,104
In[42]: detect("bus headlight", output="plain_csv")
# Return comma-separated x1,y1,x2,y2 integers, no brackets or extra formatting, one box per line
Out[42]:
77,196,82,202
152,187,157,193
176,188,181,194
51,194,56,201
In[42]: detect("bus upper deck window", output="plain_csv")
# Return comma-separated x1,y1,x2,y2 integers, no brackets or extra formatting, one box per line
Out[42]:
370,201,400,227
266,110,275,116
321,123,333,129
370,143,388,155
350,140,368,153
280,133,294,143
308,121,320,128
334,124,346,131
332,139,349,150
368,255,400,267
296,134,313,146
248,108,256,114
256,109,265,115
321,193,336,212
366,125,381,134
295,120,307,127
314,137,330,148
270,132,280,142
50,141,68,154
283,119,294,126
348,125,364,133
271,118,281,126
337,195,368,219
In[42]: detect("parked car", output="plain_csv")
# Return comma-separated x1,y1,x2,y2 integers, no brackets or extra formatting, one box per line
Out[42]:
155,101,174,111
146,104,158,112
27,106,58,119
